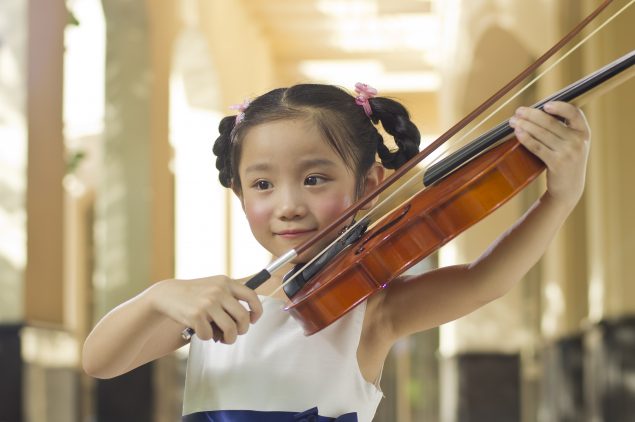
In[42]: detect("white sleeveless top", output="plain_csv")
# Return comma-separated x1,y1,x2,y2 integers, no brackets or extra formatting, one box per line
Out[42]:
183,295,383,421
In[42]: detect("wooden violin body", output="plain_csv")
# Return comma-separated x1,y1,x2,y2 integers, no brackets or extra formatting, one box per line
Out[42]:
285,139,544,335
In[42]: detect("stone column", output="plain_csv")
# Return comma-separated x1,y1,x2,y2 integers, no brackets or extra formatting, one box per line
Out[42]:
94,1,175,420
531,4,593,421
581,2,635,420
0,0,28,324
436,2,556,421
22,7,75,417
1,0,66,420
25,0,66,327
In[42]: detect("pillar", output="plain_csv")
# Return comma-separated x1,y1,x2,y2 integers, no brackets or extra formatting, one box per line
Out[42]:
582,1,635,420
532,3,592,421
93,0,176,420
0,0,28,416
0,0,69,420
436,2,557,421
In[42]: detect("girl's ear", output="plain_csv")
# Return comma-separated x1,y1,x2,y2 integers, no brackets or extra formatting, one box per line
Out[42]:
360,163,385,210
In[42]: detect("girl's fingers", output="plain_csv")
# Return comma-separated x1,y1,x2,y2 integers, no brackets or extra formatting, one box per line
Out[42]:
512,106,568,142
543,101,590,134
232,283,264,323
510,102,590,166
193,316,215,341
223,299,252,335
176,277,263,342
514,126,554,169
510,116,559,151
208,306,239,344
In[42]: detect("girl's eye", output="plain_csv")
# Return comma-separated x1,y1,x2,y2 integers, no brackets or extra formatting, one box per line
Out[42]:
254,180,272,190
304,175,326,186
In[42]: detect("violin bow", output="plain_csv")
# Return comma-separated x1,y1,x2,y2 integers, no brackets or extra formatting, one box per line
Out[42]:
250,0,615,285
181,0,620,340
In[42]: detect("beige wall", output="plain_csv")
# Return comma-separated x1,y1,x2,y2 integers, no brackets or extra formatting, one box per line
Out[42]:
198,0,275,107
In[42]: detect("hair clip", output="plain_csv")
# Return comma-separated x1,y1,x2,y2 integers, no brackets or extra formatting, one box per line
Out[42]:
229,98,252,124
354,82,378,117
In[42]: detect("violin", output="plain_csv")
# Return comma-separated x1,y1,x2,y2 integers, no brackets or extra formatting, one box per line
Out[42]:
181,0,632,341
285,49,634,335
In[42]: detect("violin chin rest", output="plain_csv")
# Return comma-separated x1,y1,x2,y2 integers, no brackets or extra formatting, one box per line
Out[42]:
282,263,308,298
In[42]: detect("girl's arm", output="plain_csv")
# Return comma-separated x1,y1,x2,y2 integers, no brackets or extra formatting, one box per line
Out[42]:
82,283,186,379
377,101,590,341
82,276,263,379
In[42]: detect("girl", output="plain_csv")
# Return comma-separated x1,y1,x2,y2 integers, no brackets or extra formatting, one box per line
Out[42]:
82,83,590,421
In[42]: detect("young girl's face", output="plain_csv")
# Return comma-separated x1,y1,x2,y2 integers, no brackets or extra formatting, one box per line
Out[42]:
236,118,361,261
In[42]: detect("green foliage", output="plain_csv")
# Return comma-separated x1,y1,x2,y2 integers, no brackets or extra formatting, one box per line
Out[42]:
67,8,80,27
66,150,86,174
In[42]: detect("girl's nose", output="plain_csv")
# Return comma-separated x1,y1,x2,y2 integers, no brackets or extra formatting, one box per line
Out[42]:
275,189,307,220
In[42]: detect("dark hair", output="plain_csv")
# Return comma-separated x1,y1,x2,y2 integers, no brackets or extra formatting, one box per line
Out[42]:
212,84,420,196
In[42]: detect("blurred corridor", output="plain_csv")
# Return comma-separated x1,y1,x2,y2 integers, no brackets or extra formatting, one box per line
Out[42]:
0,0,634,421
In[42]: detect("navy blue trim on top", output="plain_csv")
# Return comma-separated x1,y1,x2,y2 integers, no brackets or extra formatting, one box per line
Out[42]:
182,407,358,422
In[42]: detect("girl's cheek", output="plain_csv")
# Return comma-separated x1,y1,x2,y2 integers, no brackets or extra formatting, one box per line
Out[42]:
316,194,354,220
244,200,271,228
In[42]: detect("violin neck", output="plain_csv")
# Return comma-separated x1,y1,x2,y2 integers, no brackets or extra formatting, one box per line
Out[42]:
541,50,635,106
424,50,635,187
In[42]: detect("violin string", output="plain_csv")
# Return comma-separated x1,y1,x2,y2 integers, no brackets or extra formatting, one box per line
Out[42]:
269,0,633,299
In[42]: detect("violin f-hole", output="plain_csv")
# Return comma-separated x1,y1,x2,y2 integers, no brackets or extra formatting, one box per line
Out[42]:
355,204,411,254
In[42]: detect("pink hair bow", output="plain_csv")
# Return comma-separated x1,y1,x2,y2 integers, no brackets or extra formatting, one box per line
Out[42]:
354,82,378,117
229,98,252,124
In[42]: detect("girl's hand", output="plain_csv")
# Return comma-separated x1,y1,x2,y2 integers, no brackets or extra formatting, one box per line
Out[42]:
149,276,263,344
509,101,590,209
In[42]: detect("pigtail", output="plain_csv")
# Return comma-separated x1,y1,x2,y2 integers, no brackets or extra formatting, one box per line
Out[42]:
212,115,237,188
369,98,421,170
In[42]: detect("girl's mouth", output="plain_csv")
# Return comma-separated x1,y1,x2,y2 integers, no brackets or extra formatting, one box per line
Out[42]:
276,229,316,239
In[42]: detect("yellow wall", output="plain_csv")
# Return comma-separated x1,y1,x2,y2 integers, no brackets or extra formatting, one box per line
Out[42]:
198,0,275,106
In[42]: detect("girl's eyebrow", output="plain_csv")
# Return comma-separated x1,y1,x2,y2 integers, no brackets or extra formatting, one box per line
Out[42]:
244,163,271,174
298,158,337,169
245,158,336,174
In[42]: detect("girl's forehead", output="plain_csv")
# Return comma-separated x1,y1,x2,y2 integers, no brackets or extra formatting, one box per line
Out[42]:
238,120,350,178
240,119,338,162
244,119,320,142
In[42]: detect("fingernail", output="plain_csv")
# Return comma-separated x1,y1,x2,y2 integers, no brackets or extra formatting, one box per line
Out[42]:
509,116,517,127
515,107,525,116
544,102,554,111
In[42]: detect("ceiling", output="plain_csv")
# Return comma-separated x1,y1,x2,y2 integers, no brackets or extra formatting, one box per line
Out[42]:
240,0,442,92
